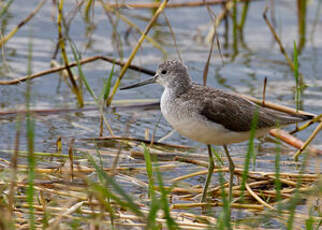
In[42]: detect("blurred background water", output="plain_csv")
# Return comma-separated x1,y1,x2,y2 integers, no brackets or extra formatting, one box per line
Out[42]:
0,0,321,172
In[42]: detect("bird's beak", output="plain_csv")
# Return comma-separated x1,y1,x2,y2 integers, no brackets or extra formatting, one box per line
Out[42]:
120,74,158,90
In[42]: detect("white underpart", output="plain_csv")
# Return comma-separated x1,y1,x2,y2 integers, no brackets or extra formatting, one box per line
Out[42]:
165,113,270,145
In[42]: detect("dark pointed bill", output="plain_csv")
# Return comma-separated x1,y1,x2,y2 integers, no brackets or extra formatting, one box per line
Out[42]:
120,76,157,90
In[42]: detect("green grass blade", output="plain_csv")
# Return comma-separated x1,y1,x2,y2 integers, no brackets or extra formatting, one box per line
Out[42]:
99,64,114,102
274,140,282,213
87,154,144,217
142,143,155,198
143,144,162,229
240,108,259,200
216,170,231,230
69,40,98,103
293,41,301,112
89,182,116,229
26,28,35,230
305,208,314,230
155,162,178,230
146,200,161,230
212,146,224,166
0,0,14,18
286,152,308,230
232,0,238,53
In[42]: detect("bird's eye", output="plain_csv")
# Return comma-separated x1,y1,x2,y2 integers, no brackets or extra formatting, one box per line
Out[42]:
161,70,167,75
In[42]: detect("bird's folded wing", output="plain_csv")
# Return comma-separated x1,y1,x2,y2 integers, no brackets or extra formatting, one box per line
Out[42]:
200,95,279,132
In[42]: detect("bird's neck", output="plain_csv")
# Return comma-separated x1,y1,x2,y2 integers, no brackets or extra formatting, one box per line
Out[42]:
165,78,192,97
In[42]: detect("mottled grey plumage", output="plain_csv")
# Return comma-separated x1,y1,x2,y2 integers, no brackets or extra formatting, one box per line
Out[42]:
120,59,313,203
198,86,310,132
121,59,312,144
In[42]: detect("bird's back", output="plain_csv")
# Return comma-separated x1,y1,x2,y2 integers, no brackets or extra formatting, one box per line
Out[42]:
178,83,313,133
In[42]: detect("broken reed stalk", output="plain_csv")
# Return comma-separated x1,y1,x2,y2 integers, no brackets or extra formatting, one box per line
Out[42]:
0,55,154,85
171,202,264,211
163,13,181,62
81,135,194,150
99,0,167,58
270,129,322,156
84,0,94,22
8,116,22,215
57,0,84,107
238,1,249,34
290,114,322,135
262,77,267,105
106,0,169,106
68,138,75,181
263,7,304,85
203,6,219,86
294,121,322,160
245,183,274,209
241,94,315,117
232,0,238,53
297,0,307,52
0,0,46,48
106,0,254,9
205,1,233,45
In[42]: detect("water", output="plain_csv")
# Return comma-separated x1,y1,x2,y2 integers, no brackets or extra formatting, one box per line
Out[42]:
0,0,321,183
1,2,322,228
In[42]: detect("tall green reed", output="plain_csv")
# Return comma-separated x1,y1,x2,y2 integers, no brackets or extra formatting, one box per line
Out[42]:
240,109,259,201
293,41,301,112
143,144,178,230
274,139,282,213
26,28,35,230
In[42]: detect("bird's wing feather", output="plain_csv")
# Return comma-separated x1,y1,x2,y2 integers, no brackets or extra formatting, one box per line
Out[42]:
199,92,306,132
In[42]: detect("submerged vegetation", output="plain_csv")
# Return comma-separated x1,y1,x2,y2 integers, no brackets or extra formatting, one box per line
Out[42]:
0,0,321,229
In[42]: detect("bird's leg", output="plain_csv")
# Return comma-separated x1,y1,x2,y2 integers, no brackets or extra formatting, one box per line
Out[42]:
223,145,235,202
201,144,215,203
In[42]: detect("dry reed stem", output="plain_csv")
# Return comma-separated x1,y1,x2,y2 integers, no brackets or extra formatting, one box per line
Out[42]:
170,167,318,184
48,200,83,227
263,7,305,85
170,167,231,183
0,55,154,85
174,156,209,168
205,0,233,43
107,0,254,9
2,162,176,175
50,60,78,90
262,8,294,71
81,135,194,150
8,116,21,215
98,106,115,136
4,159,319,229
245,183,274,209
19,201,219,229
57,0,84,107
0,0,46,47
100,0,167,57
241,94,315,117
291,114,322,134
171,202,265,211
270,129,322,156
294,121,322,160
106,0,169,106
